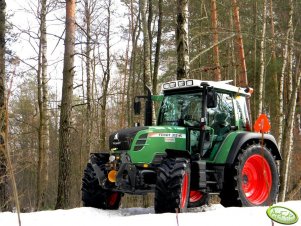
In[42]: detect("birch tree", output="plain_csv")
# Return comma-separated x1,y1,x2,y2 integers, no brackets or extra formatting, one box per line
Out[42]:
268,0,279,138
152,0,162,94
36,0,50,210
278,0,296,202
279,69,301,202
56,0,76,209
278,0,293,151
257,0,267,114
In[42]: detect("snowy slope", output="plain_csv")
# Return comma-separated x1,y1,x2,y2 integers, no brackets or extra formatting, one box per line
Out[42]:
0,201,300,226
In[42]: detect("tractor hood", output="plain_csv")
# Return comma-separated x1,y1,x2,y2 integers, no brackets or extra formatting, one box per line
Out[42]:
109,127,148,151
110,126,187,164
109,126,187,164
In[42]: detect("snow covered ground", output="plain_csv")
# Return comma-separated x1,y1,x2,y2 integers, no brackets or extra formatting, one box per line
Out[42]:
0,201,300,226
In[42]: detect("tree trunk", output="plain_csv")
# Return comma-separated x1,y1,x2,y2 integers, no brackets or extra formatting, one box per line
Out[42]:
268,0,279,139
287,178,301,200
210,0,221,81
231,0,251,125
128,0,141,127
198,0,205,80
127,0,140,127
152,0,162,95
0,0,8,212
251,0,258,117
99,0,112,149
278,0,293,150
279,70,301,202
140,0,152,88
120,30,130,129
84,0,93,154
287,26,293,103
257,0,267,115
147,0,153,81
56,0,76,209
229,7,237,84
36,0,49,211
278,0,295,202
140,0,156,125
5,76,21,223
176,0,189,80
231,0,247,87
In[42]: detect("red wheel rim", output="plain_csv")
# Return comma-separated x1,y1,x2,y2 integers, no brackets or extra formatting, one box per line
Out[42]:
108,192,119,206
180,173,189,209
241,154,272,205
189,190,203,203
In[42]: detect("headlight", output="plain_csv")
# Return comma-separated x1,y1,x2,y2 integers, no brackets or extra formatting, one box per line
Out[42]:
109,155,116,162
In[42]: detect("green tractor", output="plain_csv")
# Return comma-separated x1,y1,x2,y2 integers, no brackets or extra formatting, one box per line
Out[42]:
81,80,281,213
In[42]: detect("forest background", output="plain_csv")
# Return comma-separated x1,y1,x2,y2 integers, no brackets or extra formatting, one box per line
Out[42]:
0,0,301,211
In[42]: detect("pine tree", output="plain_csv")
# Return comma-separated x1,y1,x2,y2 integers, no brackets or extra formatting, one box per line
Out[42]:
176,0,189,79
211,0,221,81
56,0,76,209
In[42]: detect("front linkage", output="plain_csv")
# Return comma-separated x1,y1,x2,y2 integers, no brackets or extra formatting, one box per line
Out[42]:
89,152,157,195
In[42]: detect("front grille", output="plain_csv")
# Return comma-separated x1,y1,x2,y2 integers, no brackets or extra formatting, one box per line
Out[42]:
134,133,148,151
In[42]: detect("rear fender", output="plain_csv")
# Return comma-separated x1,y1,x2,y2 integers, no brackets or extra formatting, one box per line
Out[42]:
213,132,281,165
225,133,281,165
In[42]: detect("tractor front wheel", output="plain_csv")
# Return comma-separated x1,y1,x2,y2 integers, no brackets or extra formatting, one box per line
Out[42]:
155,157,190,213
220,144,279,207
82,163,122,209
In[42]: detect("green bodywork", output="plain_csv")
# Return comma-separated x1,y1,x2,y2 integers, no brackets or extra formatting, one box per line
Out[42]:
208,131,244,164
128,126,186,164
126,125,246,165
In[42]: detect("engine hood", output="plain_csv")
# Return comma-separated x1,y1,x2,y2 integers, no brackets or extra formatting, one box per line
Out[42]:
109,127,149,151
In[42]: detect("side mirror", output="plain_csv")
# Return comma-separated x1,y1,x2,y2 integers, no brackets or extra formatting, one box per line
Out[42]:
134,98,141,115
207,89,217,108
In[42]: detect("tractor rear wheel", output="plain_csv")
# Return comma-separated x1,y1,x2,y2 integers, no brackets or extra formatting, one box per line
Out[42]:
155,157,190,213
82,163,122,209
220,144,279,207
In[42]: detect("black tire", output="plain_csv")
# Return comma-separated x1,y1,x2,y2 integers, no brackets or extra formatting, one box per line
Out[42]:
82,163,122,209
155,157,190,213
220,144,279,207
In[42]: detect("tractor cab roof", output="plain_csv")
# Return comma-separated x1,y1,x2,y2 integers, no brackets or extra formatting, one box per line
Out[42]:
162,79,252,96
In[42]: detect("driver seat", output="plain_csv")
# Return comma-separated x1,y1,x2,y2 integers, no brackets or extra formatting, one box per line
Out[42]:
211,112,229,136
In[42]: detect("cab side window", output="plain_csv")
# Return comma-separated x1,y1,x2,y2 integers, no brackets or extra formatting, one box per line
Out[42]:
235,95,250,129
208,92,235,136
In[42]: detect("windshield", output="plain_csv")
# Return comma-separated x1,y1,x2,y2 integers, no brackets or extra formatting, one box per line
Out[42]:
158,92,202,126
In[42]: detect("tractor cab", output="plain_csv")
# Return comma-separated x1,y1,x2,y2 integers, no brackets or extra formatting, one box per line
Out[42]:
135,79,251,158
